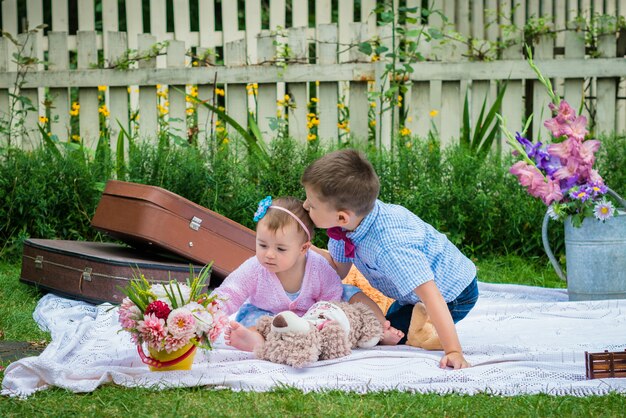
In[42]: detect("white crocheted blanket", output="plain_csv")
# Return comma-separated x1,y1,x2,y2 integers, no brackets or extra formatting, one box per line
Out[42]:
2,282,626,398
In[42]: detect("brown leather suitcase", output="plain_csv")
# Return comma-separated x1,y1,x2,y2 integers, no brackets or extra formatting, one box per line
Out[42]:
20,239,207,304
90,180,256,279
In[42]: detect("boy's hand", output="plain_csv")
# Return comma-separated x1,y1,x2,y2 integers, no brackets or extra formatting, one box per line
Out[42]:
439,351,470,369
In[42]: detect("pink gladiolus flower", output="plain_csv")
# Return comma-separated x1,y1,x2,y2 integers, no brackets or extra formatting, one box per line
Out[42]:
578,139,600,166
510,161,545,187
539,178,563,205
548,137,579,160
550,100,576,122
562,115,588,141
544,117,568,138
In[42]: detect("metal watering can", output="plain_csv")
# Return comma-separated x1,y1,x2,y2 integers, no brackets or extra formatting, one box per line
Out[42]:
542,187,626,301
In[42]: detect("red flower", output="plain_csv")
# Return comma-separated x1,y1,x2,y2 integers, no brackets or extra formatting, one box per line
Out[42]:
145,300,171,320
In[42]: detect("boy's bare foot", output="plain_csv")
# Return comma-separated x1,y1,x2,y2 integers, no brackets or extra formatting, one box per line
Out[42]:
379,320,404,345
224,321,265,352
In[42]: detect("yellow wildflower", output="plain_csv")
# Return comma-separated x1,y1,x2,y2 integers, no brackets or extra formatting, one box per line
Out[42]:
369,120,376,127
38,116,48,124
429,109,439,118
284,94,290,102
307,133,317,141
369,102,376,108
69,102,80,116
71,134,81,142
98,104,110,117
127,87,131,93
310,97,318,103
97,85,107,92
337,103,345,109
216,88,225,96
371,54,380,62
216,126,225,133
186,107,195,115
156,84,162,89
192,61,198,66
400,127,411,137
315,80,320,86
218,106,225,112
222,138,229,144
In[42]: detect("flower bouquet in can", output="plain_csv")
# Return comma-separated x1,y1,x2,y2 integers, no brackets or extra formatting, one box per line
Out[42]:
118,265,228,370
500,48,616,227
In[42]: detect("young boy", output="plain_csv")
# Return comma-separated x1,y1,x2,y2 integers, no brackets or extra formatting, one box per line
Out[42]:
301,149,478,369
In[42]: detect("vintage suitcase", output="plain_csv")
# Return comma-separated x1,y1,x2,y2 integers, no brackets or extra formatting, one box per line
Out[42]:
21,239,208,304
91,180,256,279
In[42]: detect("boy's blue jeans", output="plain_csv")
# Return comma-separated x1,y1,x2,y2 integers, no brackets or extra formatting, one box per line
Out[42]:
385,277,479,345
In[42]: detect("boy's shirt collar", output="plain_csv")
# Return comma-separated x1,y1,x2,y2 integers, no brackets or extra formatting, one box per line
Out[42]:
346,200,380,244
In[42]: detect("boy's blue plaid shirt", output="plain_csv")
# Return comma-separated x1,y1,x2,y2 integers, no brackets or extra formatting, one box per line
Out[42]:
329,200,476,304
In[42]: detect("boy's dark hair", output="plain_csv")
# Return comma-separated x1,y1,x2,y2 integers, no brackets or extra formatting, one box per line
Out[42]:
260,196,315,243
301,149,379,215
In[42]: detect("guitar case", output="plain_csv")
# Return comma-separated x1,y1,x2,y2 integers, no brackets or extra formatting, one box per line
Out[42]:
91,180,256,280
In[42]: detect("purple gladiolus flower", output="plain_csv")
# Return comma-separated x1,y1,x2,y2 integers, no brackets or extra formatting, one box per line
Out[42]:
559,174,579,193
515,132,543,159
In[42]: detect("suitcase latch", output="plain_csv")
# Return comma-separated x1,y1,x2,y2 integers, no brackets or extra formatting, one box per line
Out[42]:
35,255,43,269
189,216,203,231
82,267,93,282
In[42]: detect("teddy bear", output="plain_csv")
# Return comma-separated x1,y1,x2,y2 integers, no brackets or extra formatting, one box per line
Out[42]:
406,302,442,350
254,301,383,368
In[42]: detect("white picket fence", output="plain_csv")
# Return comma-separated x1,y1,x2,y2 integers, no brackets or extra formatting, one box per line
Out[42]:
1,0,626,152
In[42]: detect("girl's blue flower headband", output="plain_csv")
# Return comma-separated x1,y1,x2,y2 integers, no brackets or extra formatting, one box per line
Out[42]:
253,196,311,241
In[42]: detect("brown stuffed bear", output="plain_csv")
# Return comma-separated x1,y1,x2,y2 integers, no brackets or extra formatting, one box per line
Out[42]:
342,267,441,350
254,301,383,368
406,303,442,350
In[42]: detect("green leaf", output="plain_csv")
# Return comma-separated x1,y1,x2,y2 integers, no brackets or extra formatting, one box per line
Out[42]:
37,125,61,159
427,28,443,39
357,42,373,56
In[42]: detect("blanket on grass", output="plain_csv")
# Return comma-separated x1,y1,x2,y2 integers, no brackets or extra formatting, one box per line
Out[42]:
2,282,626,398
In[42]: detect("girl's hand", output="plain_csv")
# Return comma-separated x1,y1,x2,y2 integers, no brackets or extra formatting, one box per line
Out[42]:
439,351,470,369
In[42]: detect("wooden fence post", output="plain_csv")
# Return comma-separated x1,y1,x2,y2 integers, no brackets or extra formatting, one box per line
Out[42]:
532,35,555,142
107,32,130,152
317,23,339,143
563,27,585,115
224,38,248,137
77,31,99,149
596,33,618,135
48,32,70,142
257,32,278,142
137,34,158,143
348,22,370,144
166,40,187,141
18,33,40,150
287,27,309,143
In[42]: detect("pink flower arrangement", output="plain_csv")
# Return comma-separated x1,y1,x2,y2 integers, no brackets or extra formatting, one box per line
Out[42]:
501,48,616,227
118,266,228,353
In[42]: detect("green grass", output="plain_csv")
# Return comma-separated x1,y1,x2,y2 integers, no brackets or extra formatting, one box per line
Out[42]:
1,259,624,417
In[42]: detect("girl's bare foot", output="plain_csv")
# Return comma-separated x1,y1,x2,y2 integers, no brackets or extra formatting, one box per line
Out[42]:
224,321,265,352
379,320,404,345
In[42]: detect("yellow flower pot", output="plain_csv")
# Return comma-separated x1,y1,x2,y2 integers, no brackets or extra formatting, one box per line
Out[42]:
144,343,197,371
